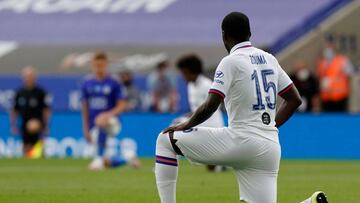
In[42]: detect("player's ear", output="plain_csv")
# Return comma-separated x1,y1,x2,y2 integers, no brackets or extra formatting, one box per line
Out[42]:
222,30,226,40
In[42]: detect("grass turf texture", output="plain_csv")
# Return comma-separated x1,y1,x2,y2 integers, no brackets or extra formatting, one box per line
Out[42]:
0,159,359,203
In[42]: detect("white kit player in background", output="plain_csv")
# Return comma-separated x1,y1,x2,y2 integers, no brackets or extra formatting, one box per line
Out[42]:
175,54,225,172
154,12,328,203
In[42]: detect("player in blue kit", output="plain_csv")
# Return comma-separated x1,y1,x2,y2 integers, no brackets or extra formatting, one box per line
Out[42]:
81,52,140,170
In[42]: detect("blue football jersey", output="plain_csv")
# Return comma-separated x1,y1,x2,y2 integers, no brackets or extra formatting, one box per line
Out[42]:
81,75,125,127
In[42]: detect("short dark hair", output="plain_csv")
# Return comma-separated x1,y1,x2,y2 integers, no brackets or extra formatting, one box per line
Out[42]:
176,54,203,75
222,12,251,41
93,51,108,61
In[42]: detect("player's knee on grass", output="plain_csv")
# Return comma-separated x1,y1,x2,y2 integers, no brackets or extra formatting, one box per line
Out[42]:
156,132,176,158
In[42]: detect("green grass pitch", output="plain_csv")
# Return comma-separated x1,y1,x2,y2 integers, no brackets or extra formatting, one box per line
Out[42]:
0,159,359,203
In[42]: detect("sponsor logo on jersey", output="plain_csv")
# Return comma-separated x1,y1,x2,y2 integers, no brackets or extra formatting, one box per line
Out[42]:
89,97,108,109
214,79,224,85
215,71,224,78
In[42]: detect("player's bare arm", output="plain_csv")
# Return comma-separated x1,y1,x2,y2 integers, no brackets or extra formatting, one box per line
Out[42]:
10,109,19,135
163,92,222,133
275,84,302,128
81,100,91,143
41,91,51,135
42,108,51,135
10,92,19,135
109,100,128,116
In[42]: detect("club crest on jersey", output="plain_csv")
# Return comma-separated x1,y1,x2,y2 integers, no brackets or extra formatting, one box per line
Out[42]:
215,71,224,78
262,112,271,125
103,85,111,94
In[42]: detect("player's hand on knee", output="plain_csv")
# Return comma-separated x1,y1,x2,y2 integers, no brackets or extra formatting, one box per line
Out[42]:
95,112,111,128
163,122,189,134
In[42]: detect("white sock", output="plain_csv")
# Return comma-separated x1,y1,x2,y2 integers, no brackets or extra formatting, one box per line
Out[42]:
155,133,179,203
155,161,178,203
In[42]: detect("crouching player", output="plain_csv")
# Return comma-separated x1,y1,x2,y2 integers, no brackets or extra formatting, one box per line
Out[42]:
154,12,327,203
81,52,140,170
175,54,226,172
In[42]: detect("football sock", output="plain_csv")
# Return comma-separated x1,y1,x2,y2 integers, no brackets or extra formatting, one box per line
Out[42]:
97,129,107,157
155,133,178,203
155,160,178,203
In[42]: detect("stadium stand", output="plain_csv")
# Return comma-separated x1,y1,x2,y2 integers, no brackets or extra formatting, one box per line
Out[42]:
275,0,360,111
0,0,341,74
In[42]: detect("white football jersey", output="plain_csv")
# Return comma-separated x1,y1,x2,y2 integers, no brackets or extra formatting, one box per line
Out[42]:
188,75,224,128
209,41,293,142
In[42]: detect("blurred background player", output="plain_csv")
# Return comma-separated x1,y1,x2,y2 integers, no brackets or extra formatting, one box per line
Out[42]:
10,66,51,158
290,60,320,112
176,54,225,172
81,52,140,170
118,69,142,112
147,59,178,113
317,41,354,112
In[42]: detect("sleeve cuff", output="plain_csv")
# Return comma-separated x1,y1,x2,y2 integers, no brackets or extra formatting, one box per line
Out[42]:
209,88,225,99
278,83,294,96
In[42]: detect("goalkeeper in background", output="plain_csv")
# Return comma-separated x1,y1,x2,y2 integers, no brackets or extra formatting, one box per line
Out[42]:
81,52,140,170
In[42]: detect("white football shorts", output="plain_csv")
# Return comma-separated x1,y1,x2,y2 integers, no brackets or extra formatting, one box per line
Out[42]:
173,127,281,203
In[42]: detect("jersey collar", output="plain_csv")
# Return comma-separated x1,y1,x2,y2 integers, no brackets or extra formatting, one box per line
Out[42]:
230,41,252,54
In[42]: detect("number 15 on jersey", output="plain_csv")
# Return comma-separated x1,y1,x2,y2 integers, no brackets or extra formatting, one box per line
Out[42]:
251,69,277,111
